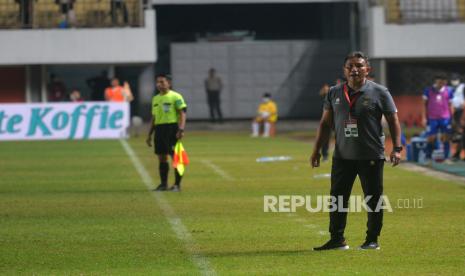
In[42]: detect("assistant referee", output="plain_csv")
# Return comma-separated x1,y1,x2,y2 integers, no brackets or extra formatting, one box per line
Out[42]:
310,52,402,250
146,74,187,192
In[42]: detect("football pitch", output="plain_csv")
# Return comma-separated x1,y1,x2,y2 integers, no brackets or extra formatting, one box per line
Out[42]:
1,132,464,275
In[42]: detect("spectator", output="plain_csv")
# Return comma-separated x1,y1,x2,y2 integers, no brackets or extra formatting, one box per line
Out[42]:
56,0,76,27
105,77,134,102
15,0,32,27
450,73,465,160
87,71,110,101
251,93,278,138
47,74,66,102
111,0,129,25
69,89,83,102
204,68,223,123
422,74,453,159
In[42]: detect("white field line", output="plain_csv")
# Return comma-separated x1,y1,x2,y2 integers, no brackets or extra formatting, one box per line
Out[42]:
282,212,326,238
400,162,465,187
304,224,317,229
200,160,235,181
120,140,216,276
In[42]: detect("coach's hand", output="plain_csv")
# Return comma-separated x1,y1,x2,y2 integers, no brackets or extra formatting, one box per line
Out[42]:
390,151,401,167
146,136,152,147
176,129,184,140
310,151,321,168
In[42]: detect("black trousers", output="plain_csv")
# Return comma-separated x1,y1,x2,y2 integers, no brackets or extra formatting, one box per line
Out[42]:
206,90,223,122
329,158,384,241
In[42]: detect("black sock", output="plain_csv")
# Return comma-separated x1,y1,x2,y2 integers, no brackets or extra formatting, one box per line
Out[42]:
159,162,169,186
174,169,182,187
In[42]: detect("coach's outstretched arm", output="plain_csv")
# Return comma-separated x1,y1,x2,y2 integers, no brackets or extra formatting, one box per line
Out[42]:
310,109,333,168
385,112,402,166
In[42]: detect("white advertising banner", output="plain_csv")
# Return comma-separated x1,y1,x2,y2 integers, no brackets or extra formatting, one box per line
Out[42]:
0,102,130,141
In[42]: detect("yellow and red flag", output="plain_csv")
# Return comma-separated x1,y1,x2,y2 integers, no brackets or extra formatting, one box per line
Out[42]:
172,141,189,176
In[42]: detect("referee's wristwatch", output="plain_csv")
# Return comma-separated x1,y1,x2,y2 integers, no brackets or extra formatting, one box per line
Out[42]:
393,146,403,153
178,129,184,133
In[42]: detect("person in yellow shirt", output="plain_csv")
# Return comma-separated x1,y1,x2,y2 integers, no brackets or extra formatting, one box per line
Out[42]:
252,93,278,138
146,74,187,192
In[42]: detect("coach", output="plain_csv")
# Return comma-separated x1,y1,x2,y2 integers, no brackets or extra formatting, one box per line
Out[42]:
310,52,402,250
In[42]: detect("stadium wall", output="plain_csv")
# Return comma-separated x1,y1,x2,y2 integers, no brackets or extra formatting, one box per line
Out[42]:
171,40,349,120
0,10,156,65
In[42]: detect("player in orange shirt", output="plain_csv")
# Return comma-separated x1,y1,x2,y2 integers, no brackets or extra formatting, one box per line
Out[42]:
105,77,134,102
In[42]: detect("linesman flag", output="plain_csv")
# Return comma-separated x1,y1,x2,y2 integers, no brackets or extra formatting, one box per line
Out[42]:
173,141,189,176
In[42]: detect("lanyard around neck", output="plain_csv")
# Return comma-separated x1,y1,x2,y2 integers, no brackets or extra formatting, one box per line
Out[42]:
343,84,362,119
343,84,362,109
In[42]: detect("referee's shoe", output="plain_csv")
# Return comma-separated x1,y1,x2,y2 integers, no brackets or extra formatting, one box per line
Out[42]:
313,239,349,251
154,184,168,191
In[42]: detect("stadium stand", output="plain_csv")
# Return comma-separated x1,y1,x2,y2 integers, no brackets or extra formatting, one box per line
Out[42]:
385,0,465,24
0,0,20,28
33,0,60,28
74,0,110,27
385,0,401,23
0,0,142,29
458,0,465,20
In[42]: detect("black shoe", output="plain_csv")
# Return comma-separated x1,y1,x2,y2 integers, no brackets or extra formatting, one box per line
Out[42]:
169,185,181,192
359,241,380,250
154,184,167,191
313,239,349,251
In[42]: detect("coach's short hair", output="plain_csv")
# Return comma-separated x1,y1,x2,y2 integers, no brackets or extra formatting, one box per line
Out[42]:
156,74,172,81
344,51,370,66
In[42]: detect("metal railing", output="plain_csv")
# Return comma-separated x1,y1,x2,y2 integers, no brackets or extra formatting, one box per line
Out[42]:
0,0,144,29
384,0,465,24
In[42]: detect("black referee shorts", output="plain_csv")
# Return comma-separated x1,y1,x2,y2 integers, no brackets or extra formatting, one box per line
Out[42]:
154,123,178,155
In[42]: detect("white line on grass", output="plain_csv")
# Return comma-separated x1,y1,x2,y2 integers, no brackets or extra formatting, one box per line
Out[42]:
304,224,317,229
200,160,235,181
120,140,216,276
400,163,465,187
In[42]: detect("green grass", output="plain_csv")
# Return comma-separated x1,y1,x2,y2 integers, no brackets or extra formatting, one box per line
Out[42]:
0,132,464,275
